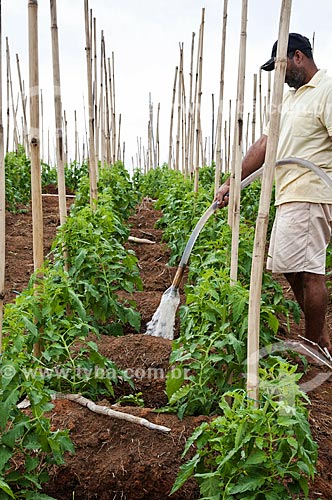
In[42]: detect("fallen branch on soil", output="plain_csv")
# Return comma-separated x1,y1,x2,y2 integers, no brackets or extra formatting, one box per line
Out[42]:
53,393,171,433
128,236,155,244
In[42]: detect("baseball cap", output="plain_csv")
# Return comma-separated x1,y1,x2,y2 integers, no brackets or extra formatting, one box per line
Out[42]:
261,33,312,71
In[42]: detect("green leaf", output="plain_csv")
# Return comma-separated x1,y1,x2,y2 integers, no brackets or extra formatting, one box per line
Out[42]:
170,453,200,494
244,450,268,465
22,316,39,337
198,474,221,499
168,384,192,406
68,289,87,321
0,479,15,498
25,455,40,472
166,367,185,399
0,446,12,471
0,388,20,429
229,475,265,494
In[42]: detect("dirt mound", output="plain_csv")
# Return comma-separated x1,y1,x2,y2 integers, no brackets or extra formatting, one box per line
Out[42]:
4,196,332,499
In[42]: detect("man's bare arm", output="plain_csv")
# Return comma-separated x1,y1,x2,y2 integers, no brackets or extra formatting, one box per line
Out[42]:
215,134,268,207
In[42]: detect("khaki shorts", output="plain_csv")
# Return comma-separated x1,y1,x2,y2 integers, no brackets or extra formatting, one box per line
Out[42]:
267,202,332,275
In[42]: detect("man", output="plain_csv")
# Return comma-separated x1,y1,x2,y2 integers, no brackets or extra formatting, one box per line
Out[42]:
215,33,332,353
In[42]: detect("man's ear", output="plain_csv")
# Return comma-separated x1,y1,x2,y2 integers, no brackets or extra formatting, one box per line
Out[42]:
293,49,304,64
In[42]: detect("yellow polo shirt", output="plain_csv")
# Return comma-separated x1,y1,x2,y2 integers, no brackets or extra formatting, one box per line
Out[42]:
266,69,332,205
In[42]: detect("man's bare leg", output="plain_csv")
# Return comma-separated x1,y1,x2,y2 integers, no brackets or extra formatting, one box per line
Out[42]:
284,272,331,349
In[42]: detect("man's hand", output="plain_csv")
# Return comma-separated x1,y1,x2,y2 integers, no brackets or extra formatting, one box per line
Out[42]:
214,183,230,208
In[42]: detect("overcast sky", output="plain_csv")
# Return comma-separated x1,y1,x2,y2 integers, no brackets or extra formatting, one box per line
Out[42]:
2,0,332,171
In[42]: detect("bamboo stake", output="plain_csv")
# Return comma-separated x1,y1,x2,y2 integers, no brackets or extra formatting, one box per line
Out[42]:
93,16,99,166
40,89,44,159
247,0,292,404
0,0,5,352
181,74,186,174
47,128,50,165
74,110,78,162
190,24,201,177
50,0,67,227
175,44,183,171
259,68,263,135
214,0,228,193
117,113,121,162
63,109,68,166
99,32,105,166
227,99,231,172
83,96,89,158
223,119,227,171
193,8,205,191
168,66,178,169
251,73,257,145
5,35,9,153
229,0,248,284
107,57,113,162
156,102,160,167
111,52,117,164
245,112,250,152
266,71,271,122
149,93,156,168
147,120,152,171
211,94,215,164
28,0,43,357
102,36,111,165
6,38,19,150
84,0,97,205
16,53,29,155
186,31,195,176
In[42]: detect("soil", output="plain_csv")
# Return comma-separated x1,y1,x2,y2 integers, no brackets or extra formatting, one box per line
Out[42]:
4,194,332,499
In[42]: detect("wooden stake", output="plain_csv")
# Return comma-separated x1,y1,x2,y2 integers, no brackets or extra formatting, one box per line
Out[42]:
5,33,9,153
229,0,248,284
50,0,67,227
193,8,205,190
259,68,263,135
245,112,250,152
92,16,99,165
40,89,44,159
111,52,117,164
84,0,97,205
0,0,5,352
63,109,68,166
99,31,105,166
117,113,121,161
251,73,257,145
156,102,160,167
175,44,183,170
16,53,29,155
186,32,195,175
28,0,43,357
214,0,228,194
149,92,156,168
6,38,19,150
247,0,292,404
168,66,178,169
102,35,111,165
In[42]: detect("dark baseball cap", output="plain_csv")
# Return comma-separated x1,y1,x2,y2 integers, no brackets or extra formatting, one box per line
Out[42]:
261,33,312,71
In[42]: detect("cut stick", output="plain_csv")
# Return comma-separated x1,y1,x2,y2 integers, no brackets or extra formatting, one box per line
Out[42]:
28,0,43,357
53,393,171,433
247,0,292,405
0,2,4,353
128,236,155,244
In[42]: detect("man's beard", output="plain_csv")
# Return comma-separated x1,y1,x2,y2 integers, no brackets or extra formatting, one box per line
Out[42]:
285,66,307,89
